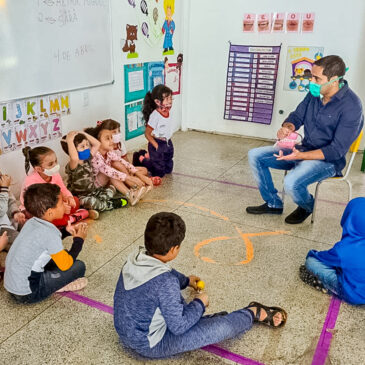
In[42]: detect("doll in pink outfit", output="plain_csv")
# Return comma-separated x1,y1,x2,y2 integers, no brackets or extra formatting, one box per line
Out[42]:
21,146,93,227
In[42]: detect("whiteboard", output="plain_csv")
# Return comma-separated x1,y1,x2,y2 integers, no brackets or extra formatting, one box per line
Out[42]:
0,0,113,102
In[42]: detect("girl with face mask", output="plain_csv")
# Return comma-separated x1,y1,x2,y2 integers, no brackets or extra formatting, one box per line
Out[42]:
60,131,128,212
20,146,89,227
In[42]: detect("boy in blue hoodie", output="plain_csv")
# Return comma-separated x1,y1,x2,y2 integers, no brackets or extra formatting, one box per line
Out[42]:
114,212,287,359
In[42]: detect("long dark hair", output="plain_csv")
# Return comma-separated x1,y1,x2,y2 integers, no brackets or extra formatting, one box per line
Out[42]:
22,146,53,174
142,84,172,123
85,119,120,140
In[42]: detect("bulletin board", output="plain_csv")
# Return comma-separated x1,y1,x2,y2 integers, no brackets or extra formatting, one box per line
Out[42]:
124,64,148,103
147,62,165,91
125,100,145,141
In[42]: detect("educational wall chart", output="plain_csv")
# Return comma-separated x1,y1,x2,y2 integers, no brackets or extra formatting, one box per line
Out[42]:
124,62,165,140
243,12,315,33
0,94,68,154
284,46,324,92
164,63,181,95
224,44,281,125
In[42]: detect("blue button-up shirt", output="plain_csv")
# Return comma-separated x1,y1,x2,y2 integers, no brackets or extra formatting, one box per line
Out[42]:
285,81,364,174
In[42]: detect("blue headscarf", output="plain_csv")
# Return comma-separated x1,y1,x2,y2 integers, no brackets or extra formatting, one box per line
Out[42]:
307,197,365,305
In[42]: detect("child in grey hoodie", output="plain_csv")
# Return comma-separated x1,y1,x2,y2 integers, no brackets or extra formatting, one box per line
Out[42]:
114,212,287,359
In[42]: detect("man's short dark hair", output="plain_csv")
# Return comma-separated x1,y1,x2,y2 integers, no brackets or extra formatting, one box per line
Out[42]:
24,183,61,218
314,55,346,80
145,212,186,256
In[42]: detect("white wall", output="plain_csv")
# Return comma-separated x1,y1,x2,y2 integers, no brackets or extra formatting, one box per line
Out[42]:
182,0,365,146
0,0,184,196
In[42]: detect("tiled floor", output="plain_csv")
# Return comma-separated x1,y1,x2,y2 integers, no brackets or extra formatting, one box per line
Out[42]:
1,130,365,365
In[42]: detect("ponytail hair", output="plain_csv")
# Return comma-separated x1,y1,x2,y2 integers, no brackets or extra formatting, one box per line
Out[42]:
22,146,53,174
85,119,121,140
142,84,173,123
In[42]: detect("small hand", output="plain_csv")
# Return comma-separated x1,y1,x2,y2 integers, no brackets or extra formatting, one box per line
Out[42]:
73,222,88,240
188,275,201,290
0,231,8,251
275,147,302,161
13,212,26,225
65,220,76,236
66,131,78,141
277,127,292,140
0,174,12,187
195,293,209,307
63,202,71,215
66,196,76,208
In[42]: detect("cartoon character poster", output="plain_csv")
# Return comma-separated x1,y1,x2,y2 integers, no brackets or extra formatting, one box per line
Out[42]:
162,0,175,55
284,46,324,92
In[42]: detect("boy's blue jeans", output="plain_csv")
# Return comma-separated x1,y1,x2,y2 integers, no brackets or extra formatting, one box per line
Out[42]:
136,309,253,359
12,260,86,304
248,146,337,212
305,256,340,295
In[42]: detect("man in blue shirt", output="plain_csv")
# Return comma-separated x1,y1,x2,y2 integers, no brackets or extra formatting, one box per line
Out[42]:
246,55,364,224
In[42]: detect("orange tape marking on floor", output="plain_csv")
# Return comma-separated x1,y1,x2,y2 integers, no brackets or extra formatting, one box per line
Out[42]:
93,234,103,244
140,198,289,265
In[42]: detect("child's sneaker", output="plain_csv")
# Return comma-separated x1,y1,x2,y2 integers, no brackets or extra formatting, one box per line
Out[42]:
88,209,99,220
299,265,328,294
56,277,88,293
127,186,146,206
69,209,89,224
112,197,128,209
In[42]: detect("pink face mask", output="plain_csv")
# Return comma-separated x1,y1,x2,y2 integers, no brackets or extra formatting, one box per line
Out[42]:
276,132,302,150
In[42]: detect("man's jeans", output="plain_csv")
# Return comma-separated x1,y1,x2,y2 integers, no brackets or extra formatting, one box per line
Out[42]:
248,146,336,212
305,256,340,296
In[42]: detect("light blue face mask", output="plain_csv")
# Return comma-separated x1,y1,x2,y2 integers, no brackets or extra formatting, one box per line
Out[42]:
309,67,348,98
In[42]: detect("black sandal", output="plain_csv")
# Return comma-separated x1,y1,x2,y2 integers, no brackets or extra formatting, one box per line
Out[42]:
246,301,287,328
299,265,328,294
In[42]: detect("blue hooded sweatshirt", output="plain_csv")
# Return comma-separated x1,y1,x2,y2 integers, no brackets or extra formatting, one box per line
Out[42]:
113,247,205,352
307,197,365,305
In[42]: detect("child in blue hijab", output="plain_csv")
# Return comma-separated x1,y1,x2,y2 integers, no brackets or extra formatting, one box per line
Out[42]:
300,197,365,305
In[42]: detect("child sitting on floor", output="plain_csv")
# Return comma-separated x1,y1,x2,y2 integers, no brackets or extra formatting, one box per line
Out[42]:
85,123,151,206
98,118,149,178
0,172,26,275
21,146,94,226
300,197,365,305
114,212,287,359
4,184,88,304
61,131,128,213
133,85,175,181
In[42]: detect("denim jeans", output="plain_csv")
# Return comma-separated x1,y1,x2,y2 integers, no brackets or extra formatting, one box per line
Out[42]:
12,260,86,304
248,146,336,212
136,309,253,359
305,256,340,296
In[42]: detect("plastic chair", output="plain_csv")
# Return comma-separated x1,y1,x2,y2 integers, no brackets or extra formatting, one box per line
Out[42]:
282,130,363,223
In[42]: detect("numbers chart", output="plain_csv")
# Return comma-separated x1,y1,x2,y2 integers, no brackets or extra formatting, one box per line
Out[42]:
224,44,281,125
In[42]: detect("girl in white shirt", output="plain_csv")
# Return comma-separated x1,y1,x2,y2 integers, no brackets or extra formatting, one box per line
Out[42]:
135,85,174,180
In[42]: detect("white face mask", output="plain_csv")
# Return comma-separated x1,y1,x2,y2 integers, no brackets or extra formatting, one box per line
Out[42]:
112,133,122,144
43,164,60,176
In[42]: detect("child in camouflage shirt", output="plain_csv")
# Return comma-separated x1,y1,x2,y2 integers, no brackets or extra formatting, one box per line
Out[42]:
61,131,128,214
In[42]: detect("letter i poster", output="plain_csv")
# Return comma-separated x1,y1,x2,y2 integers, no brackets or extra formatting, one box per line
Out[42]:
224,44,281,125
0,94,69,155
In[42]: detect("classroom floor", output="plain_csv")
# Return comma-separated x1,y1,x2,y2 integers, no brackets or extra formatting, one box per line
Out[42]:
1,130,365,365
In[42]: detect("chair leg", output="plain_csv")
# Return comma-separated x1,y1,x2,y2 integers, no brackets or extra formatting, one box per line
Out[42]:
345,179,352,201
311,181,322,224
282,170,288,203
